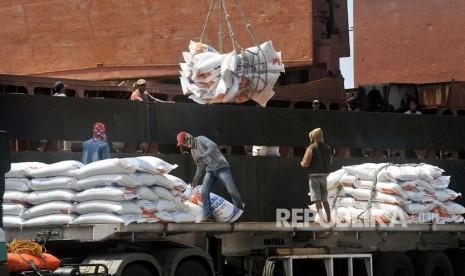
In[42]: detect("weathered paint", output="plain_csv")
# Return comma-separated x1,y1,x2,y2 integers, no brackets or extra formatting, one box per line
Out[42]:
354,1,465,85
0,0,315,79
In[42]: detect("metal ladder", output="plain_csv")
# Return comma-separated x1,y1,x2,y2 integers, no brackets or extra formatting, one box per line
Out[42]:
263,254,373,276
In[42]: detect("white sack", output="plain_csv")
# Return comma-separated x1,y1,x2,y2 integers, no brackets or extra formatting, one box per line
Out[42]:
71,213,137,226
27,160,83,178
72,158,138,179
185,185,243,222
25,189,75,205
71,200,142,215
132,156,178,174
133,199,158,213
30,176,76,191
343,163,389,181
23,214,76,227
189,40,218,55
352,180,404,197
3,216,24,228
435,189,461,202
136,186,158,201
4,190,28,204
73,174,141,191
151,186,176,201
5,162,46,178
22,201,72,219
3,203,29,216
74,187,138,202
6,178,32,192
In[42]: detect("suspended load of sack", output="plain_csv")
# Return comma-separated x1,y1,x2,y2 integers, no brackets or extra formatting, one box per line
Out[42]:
179,40,285,107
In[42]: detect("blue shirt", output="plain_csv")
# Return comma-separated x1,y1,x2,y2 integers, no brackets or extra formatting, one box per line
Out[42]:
81,139,110,165
191,136,229,182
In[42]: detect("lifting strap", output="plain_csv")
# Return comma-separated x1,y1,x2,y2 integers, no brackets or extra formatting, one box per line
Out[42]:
198,0,269,99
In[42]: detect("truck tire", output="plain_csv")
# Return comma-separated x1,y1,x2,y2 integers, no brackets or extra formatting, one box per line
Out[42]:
373,252,414,276
413,251,453,276
451,250,465,276
174,260,210,276
121,264,153,276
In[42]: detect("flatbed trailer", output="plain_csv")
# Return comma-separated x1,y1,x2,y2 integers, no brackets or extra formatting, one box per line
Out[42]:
4,222,465,276
3,94,465,275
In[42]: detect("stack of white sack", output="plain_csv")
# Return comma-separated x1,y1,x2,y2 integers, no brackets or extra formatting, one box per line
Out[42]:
179,40,285,107
311,163,465,224
4,157,243,227
3,161,82,227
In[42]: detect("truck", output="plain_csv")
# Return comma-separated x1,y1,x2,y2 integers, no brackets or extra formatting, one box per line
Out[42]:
2,91,465,276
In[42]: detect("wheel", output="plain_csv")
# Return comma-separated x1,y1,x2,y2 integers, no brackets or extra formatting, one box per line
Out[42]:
413,251,454,276
451,250,465,276
174,260,211,276
121,264,155,276
374,252,415,276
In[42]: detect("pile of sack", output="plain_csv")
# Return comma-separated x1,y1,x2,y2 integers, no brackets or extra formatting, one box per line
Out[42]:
312,163,465,224
179,40,285,107
3,157,243,227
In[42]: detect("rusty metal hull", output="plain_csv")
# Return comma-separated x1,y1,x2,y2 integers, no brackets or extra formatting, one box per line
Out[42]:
354,1,465,85
0,0,316,80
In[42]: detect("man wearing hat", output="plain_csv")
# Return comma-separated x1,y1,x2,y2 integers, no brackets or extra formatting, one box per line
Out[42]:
312,99,321,111
130,79,173,103
53,81,71,151
177,131,244,222
53,81,67,97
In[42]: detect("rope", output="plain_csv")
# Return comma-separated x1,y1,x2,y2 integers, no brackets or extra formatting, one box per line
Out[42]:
200,0,217,43
221,0,240,52
331,181,343,209
232,0,260,47
8,239,48,275
218,0,224,53
357,163,390,221
7,239,46,256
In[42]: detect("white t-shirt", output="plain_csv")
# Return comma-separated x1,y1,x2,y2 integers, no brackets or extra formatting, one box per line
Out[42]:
252,146,280,156
404,110,421,115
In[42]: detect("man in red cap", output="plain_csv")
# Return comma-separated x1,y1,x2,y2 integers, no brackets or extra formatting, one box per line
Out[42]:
177,131,244,222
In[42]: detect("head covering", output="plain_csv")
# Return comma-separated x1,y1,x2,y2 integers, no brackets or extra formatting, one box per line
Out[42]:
313,100,320,104
176,132,187,147
136,79,147,86
93,122,107,142
309,128,324,143
177,131,194,148
54,81,67,91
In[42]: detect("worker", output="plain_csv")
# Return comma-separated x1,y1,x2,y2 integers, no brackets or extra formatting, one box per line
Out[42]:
81,122,110,165
176,131,244,222
53,81,71,152
300,128,332,223
404,101,422,115
312,100,321,111
130,79,173,103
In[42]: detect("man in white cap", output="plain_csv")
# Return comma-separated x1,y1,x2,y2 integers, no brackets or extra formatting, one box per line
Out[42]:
53,81,67,97
130,79,173,103
53,81,71,151
312,99,321,111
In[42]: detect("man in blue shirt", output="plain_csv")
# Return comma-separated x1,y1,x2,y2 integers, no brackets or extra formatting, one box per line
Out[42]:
177,131,244,222
81,122,110,165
